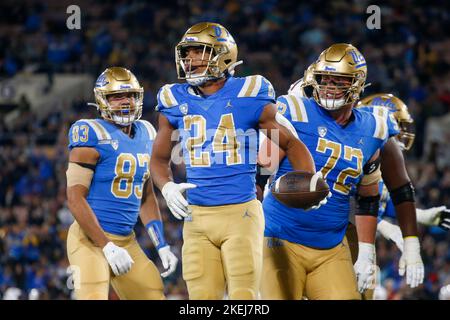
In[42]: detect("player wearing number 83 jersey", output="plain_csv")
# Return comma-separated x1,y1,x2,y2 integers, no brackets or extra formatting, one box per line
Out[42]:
66,67,177,300
68,118,155,235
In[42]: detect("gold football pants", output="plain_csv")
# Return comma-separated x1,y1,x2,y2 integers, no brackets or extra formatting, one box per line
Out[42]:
182,199,264,300
261,236,361,300
66,221,164,300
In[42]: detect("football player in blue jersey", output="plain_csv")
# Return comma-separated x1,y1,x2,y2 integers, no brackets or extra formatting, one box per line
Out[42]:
286,75,427,292
149,22,325,300
270,80,437,298
353,94,449,254
257,44,398,299
65,67,178,300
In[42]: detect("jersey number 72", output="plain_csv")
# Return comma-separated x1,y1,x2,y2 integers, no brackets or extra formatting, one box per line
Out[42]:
316,137,363,195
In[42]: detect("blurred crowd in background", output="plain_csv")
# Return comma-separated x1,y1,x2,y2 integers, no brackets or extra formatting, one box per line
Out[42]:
0,0,449,299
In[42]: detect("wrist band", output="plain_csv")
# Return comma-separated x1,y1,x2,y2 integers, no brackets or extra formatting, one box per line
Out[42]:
146,220,168,250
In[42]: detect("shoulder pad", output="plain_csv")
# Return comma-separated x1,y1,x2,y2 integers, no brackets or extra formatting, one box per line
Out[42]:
370,112,389,140
371,106,389,119
81,119,111,140
156,84,179,109
277,94,308,123
237,75,275,99
137,120,157,140
68,119,111,148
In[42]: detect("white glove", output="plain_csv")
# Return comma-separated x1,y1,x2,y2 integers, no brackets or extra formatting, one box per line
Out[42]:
399,236,424,288
161,182,197,219
306,171,332,210
102,241,134,276
417,206,450,230
377,220,404,252
158,245,178,278
354,242,377,293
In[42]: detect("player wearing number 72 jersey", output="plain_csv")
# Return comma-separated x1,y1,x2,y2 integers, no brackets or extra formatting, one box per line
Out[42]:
150,22,324,300
66,67,177,299
260,44,400,299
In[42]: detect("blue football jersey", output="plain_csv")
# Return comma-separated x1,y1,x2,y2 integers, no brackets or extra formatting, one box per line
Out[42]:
156,75,276,206
263,95,400,249
378,180,396,221
68,119,157,236
357,104,400,138
355,104,400,222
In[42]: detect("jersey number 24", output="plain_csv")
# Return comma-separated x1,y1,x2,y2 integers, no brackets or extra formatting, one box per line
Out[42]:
183,113,242,167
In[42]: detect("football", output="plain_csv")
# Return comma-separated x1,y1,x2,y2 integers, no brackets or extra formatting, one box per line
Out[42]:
271,171,329,209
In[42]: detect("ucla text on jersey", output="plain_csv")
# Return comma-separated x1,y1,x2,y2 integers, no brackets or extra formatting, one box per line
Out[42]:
156,75,276,206
68,119,156,235
263,95,400,249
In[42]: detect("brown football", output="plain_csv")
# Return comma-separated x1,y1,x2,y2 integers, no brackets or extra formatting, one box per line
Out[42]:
271,171,329,209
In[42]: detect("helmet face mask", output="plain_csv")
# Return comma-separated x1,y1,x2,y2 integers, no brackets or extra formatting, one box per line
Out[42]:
175,22,239,86
102,92,142,126
396,120,415,151
313,73,358,110
176,43,219,86
93,67,143,126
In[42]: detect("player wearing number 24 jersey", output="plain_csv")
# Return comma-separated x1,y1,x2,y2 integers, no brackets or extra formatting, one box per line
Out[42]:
150,22,322,300
66,67,177,300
